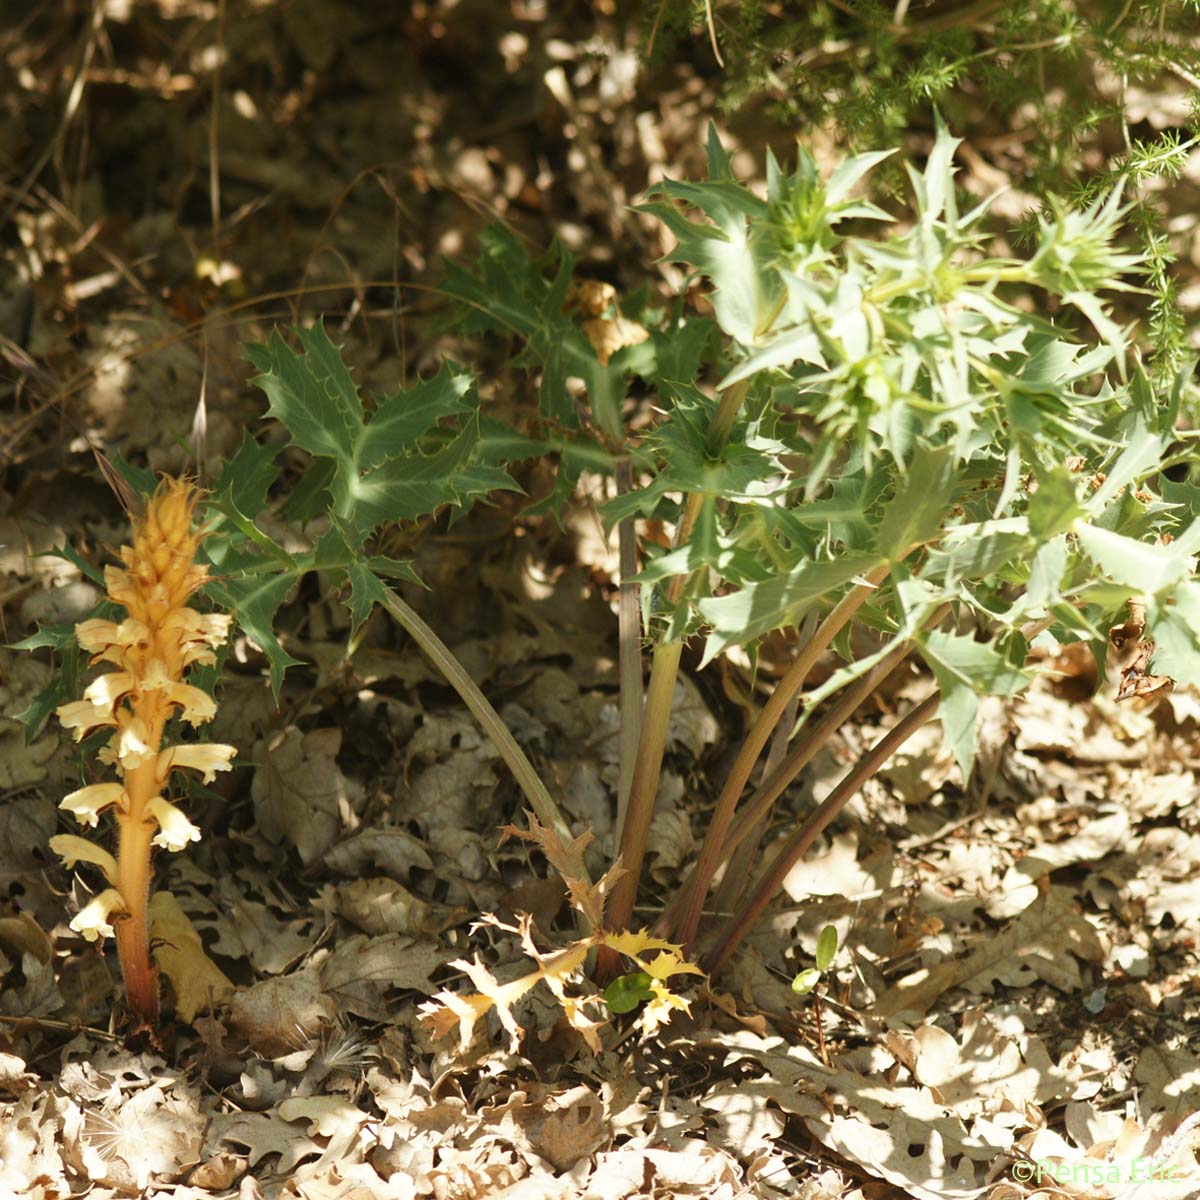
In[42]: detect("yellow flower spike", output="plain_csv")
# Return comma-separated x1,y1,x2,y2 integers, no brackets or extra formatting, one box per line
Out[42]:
54,476,235,1030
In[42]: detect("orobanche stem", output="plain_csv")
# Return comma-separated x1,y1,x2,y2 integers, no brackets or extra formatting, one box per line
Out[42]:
50,478,235,1028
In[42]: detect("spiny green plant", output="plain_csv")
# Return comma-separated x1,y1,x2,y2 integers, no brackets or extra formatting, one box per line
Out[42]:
23,123,1200,1044
641,0,1200,377
432,118,1199,986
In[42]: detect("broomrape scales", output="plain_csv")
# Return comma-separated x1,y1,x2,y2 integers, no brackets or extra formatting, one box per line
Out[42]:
49,478,235,1026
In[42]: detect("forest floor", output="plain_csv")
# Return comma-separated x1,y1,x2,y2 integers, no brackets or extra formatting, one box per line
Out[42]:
3,3,1200,1199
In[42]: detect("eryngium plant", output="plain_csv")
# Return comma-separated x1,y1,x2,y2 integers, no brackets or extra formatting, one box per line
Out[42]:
50,479,235,1027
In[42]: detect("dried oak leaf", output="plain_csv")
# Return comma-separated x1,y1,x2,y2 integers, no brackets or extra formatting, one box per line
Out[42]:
875,886,1105,1019
150,890,235,1022
229,970,337,1058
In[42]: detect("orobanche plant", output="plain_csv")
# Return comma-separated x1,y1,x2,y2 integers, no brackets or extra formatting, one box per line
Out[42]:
26,123,1199,1042
48,480,235,1028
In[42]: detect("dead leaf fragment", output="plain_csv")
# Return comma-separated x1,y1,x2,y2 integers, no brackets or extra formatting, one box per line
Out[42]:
252,726,362,864
150,890,235,1022
229,970,336,1058
876,887,1106,1018
320,933,447,1020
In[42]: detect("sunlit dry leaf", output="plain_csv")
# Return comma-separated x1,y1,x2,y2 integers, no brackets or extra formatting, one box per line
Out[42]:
582,315,650,364
149,890,235,1022
875,887,1105,1019
229,970,337,1058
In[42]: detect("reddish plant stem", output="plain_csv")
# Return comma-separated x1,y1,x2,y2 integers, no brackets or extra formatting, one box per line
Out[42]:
710,677,802,918
657,632,917,941
702,691,940,976
114,704,168,1028
114,813,158,1026
671,563,892,950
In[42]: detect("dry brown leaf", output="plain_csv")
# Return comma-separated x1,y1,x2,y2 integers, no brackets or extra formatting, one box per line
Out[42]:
986,811,1131,918
149,890,235,1022
500,811,622,928
514,1084,609,1171
252,726,362,864
323,826,433,880
0,1051,36,1097
325,876,456,937
1134,1044,1200,1118
319,933,446,1020
229,970,337,1058
64,1085,205,1190
207,1110,323,1173
875,887,1106,1019
806,1107,990,1200
581,315,650,364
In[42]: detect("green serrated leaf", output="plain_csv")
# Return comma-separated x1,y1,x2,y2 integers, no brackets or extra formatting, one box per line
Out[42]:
246,323,520,544
247,320,361,463
877,444,957,559
1028,468,1084,539
11,622,78,652
697,553,883,664
212,431,280,518
1075,523,1187,594
1148,581,1200,687
15,676,69,742
921,629,1028,776
345,561,390,637
208,571,306,699
360,366,475,470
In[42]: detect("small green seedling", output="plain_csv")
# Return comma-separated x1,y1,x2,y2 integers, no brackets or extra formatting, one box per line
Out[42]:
792,924,839,996
792,924,840,1063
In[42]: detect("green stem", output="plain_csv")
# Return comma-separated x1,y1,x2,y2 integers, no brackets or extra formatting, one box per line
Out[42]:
605,378,752,937
378,586,588,888
615,458,644,835
606,639,684,933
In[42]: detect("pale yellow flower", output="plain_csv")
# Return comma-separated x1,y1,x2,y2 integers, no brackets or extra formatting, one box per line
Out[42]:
48,835,118,886
60,782,126,827
155,743,236,785
146,798,201,851
57,699,118,739
70,888,126,942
